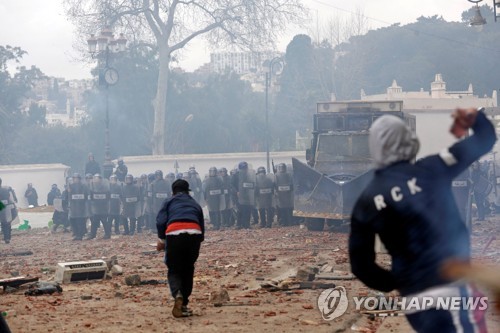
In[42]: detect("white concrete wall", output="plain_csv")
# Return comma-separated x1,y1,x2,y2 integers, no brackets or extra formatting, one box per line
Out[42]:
410,110,500,159
0,164,70,208
119,151,306,178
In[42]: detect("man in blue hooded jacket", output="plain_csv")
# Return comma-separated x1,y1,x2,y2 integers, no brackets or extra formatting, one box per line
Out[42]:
349,107,495,333
156,179,204,318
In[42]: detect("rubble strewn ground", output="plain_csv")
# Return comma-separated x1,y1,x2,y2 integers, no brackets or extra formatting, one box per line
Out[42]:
1,216,499,332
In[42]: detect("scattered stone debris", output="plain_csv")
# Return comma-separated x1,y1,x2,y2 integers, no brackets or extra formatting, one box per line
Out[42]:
209,288,230,306
139,279,167,285
0,276,39,291
111,265,123,275
0,250,33,257
104,255,119,270
296,266,318,281
124,274,141,286
24,281,62,296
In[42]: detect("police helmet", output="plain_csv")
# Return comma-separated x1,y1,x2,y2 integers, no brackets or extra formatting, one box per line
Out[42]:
125,174,134,184
238,161,248,170
257,166,266,174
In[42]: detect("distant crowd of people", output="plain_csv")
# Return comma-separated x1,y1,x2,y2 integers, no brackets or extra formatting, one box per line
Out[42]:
43,153,297,241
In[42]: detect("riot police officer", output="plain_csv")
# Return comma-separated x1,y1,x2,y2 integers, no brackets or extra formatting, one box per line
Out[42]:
232,161,256,229
108,175,122,234
203,167,224,230
219,167,233,227
166,172,176,184
187,168,203,204
146,173,155,231
150,170,172,230
0,177,17,244
114,158,128,183
89,174,111,239
137,174,149,232
275,163,294,226
255,167,275,228
122,174,142,235
68,173,89,241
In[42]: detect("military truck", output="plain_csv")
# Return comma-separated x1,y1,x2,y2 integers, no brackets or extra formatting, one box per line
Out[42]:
292,100,416,231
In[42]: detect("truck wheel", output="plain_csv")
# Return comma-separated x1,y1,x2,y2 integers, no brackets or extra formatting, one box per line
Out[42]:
305,218,324,231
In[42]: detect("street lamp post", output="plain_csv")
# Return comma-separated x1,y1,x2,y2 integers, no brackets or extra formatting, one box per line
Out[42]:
264,57,284,173
87,27,127,179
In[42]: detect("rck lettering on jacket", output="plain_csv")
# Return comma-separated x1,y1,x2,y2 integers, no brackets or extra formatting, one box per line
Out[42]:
373,177,422,211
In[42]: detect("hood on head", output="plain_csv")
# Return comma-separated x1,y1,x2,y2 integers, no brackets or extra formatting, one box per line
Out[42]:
369,115,419,168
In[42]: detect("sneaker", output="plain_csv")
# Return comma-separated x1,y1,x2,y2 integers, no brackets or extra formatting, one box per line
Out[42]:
172,293,184,318
5,239,10,244
181,305,193,316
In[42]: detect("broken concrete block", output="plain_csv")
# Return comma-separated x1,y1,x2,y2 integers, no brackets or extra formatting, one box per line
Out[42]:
296,266,317,281
209,288,230,305
125,274,141,286
104,255,119,270
111,265,123,275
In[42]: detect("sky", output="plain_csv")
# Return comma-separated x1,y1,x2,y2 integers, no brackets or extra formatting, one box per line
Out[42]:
0,0,478,80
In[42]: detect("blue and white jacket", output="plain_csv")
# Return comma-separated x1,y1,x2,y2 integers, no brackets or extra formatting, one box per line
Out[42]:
349,111,496,296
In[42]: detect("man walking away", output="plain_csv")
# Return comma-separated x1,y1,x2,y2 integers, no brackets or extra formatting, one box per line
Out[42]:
156,179,204,318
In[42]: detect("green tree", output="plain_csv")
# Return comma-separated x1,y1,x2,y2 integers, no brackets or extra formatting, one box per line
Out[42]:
274,34,334,149
64,0,307,155
27,102,47,126
0,46,45,163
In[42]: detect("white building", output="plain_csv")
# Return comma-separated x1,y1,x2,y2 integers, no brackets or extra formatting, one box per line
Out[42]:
360,74,497,109
361,74,499,157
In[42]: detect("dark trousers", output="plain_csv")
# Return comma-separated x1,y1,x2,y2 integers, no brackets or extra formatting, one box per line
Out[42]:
70,217,86,240
90,215,111,238
0,315,11,333
221,209,232,227
474,192,486,220
149,213,156,231
258,208,273,228
278,207,293,226
209,211,221,230
406,284,487,333
1,221,11,242
237,205,252,229
123,217,137,234
108,215,121,234
251,208,259,224
52,211,69,231
137,215,144,232
166,233,202,306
